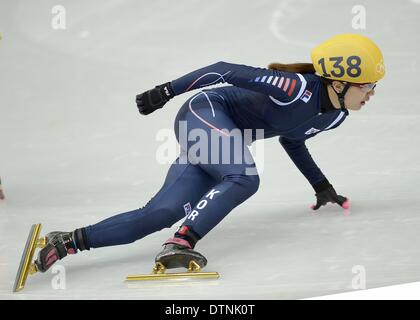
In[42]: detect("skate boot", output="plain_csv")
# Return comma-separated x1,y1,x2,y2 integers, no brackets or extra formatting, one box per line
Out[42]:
155,237,207,270
14,225,89,292
125,227,219,281
34,231,78,273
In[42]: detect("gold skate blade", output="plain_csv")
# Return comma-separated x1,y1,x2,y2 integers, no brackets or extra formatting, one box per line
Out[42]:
126,271,220,281
13,224,42,292
126,261,219,281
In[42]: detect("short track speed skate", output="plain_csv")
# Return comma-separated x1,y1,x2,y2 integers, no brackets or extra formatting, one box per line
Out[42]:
13,224,78,292
126,237,220,281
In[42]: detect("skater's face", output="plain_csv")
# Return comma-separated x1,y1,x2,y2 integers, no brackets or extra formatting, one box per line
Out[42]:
331,81,376,111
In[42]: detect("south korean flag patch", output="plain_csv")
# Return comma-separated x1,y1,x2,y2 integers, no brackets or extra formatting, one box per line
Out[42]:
183,202,192,216
300,90,312,103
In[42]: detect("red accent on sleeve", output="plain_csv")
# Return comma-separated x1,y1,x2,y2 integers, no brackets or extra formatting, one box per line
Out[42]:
287,79,297,97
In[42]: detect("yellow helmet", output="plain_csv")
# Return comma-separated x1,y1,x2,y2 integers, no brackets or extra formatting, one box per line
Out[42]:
311,34,385,83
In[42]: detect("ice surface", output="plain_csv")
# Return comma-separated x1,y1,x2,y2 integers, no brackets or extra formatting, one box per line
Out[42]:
1,0,420,299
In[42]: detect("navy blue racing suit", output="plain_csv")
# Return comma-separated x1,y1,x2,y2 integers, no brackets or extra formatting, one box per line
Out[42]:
83,61,348,249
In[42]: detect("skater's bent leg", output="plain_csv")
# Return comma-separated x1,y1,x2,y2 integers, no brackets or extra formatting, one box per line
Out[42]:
156,170,259,269
81,153,216,249
179,165,259,243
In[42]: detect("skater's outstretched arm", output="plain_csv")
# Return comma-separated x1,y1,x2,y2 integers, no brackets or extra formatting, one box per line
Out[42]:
279,136,327,187
279,136,348,210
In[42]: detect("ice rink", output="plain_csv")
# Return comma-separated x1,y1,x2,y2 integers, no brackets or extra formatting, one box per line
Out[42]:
1,0,420,299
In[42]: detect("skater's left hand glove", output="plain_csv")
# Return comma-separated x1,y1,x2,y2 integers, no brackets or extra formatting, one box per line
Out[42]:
136,82,175,115
311,179,350,210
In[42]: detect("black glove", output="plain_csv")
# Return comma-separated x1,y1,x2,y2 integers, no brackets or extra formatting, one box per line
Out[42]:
311,179,349,210
136,82,175,115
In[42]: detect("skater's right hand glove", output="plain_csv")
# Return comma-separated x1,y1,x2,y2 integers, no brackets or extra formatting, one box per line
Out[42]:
311,179,350,210
136,82,175,115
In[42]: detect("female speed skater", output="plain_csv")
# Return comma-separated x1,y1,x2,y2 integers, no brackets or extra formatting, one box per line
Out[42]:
35,34,385,272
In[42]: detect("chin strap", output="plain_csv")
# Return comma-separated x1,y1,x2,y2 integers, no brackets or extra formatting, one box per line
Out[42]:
332,82,351,110
321,77,350,111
